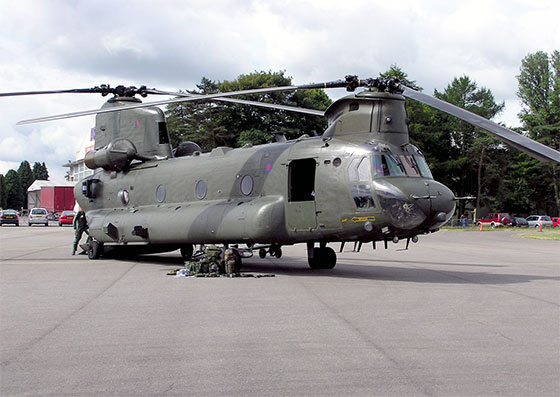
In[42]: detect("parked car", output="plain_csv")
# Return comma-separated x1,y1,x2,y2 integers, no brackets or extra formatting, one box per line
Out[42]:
477,213,512,228
28,208,49,226
0,209,19,226
526,215,553,229
552,217,560,228
58,210,76,226
511,217,529,227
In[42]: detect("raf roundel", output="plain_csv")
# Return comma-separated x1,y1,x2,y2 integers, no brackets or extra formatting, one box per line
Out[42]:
265,162,273,174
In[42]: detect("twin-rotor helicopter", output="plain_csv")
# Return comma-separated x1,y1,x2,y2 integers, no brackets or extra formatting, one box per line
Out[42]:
3,75,559,269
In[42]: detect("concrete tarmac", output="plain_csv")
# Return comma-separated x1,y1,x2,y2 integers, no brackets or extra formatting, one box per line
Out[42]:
1,226,559,396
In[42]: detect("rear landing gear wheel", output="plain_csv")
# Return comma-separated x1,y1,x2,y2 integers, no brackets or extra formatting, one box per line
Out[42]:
259,248,267,259
87,239,103,260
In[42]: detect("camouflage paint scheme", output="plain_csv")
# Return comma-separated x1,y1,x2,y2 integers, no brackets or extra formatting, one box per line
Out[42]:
76,91,456,257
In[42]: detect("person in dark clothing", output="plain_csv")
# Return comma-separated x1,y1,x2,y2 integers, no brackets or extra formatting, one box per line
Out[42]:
72,210,88,255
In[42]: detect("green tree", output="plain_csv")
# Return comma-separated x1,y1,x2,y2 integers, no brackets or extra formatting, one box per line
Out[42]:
516,50,560,215
5,170,23,210
17,161,34,208
165,71,331,151
433,76,504,215
32,162,49,181
0,174,7,209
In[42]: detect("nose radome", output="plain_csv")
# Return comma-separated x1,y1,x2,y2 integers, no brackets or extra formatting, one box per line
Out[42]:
427,181,456,227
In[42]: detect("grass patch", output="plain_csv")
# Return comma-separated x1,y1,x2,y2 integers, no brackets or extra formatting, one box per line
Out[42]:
442,226,512,231
516,230,560,240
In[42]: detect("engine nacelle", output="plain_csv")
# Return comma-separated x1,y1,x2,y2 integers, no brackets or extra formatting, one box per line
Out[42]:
84,139,138,171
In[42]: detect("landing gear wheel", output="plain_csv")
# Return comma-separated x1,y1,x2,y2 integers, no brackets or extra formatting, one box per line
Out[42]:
180,244,194,260
308,247,336,269
259,248,267,259
87,239,103,260
269,245,282,258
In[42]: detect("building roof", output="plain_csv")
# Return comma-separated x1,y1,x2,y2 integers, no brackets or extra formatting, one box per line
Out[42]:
28,180,76,192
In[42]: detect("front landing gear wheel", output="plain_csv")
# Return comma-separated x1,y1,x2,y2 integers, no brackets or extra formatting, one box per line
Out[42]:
180,244,194,260
308,247,337,269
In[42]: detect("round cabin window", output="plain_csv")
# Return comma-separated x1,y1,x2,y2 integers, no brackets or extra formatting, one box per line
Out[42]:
155,184,166,203
118,189,129,205
195,180,207,200
240,175,254,196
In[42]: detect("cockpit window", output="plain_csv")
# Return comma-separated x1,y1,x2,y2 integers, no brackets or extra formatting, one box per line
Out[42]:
347,156,375,209
372,154,406,178
400,155,422,177
357,158,372,180
414,153,433,178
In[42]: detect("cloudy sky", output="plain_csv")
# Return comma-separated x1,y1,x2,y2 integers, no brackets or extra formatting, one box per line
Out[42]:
0,0,558,181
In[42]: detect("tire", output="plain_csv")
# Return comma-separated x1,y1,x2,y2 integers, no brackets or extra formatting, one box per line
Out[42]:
259,248,267,259
490,222,496,229
180,244,194,260
308,247,336,270
87,240,102,259
59,223,62,227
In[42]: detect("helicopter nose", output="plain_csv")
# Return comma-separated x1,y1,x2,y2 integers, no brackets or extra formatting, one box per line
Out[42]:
374,179,455,231
373,180,428,230
424,180,456,228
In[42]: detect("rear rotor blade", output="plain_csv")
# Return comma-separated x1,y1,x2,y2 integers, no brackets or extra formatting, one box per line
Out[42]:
168,92,325,116
0,88,103,97
16,85,303,124
402,86,560,163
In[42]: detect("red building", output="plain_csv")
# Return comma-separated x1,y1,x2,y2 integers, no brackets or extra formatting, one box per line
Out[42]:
27,180,76,215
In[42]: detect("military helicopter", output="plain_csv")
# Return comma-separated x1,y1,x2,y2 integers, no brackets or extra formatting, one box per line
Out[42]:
3,76,559,269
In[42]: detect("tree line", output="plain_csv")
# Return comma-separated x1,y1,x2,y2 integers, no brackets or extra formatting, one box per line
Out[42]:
0,161,49,210
164,51,559,217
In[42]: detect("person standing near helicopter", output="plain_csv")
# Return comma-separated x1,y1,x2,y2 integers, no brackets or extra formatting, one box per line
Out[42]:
72,210,88,255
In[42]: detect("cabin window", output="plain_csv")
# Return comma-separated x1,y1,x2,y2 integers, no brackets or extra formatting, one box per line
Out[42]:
195,180,207,200
288,159,316,202
118,189,129,205
155,184,166,203
240,175,254,196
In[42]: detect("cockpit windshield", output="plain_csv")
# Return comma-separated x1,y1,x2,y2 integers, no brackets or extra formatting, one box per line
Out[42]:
372,153,405,177
371,149,432,179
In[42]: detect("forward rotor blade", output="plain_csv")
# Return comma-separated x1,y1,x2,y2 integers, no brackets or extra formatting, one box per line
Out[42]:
17,85,301,124
402,86,560,163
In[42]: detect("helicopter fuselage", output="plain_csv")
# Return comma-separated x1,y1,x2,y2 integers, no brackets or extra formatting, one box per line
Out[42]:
76,133,455,253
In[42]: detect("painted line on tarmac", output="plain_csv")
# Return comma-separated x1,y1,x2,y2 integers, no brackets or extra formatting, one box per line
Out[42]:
0,244,69,261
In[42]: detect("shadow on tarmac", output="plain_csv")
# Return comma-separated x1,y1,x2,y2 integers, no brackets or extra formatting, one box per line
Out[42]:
118,253,559,286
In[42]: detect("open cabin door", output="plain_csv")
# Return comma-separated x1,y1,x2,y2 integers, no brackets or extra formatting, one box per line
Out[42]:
286,158,317,230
